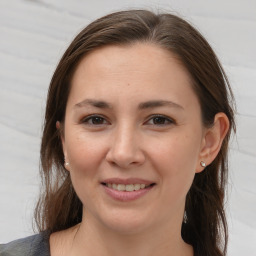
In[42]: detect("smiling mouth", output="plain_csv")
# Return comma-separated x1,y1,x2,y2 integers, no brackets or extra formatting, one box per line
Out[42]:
101,183,155,192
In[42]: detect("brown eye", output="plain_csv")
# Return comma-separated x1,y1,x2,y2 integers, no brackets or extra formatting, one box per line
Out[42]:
90,116,105,124
152,116,168,125
82,115,109,125
146,115,175,126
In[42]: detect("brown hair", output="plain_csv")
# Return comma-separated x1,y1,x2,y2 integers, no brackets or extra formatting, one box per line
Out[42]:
35,9,235,256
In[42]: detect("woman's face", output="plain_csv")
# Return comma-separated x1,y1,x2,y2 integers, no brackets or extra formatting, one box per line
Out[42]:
62,43,207,234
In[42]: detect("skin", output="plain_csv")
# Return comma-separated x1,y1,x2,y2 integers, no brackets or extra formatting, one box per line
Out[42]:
51,43,229,256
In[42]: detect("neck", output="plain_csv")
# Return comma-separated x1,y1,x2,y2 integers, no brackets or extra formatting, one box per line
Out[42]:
69,210,193,256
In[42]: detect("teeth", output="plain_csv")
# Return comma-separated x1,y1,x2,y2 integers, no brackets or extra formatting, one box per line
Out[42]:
140,184,146,189
117,184,125,191
134,184,141,191
125,184,134,192
106,183,150,192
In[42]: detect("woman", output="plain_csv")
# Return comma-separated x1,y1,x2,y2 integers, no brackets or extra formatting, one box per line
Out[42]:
0,9,235,256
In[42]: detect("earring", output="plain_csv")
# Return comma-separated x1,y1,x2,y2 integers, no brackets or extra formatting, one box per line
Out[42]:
65,162,69,167
200,161,206,167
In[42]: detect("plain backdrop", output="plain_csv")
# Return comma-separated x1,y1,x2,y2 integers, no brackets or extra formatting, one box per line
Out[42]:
0,0,256,255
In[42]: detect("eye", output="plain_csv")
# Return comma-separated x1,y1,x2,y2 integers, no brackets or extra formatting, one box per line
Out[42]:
82,115,109,125
145,115,175,126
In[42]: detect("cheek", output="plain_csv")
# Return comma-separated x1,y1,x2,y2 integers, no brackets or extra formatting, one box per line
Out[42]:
150,133,200,192
65,133,107,180
151,133,200,168
65,135,106,204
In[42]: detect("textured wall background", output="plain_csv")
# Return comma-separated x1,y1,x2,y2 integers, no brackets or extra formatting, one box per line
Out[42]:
0,0,255,254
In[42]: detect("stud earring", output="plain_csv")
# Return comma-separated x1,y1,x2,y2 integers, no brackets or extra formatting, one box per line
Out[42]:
65,162,69,167
200,161,206,167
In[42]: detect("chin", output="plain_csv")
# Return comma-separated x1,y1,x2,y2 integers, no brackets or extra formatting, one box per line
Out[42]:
98,208,157,235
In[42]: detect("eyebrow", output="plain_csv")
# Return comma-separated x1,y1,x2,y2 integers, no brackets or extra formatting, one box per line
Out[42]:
74,99,184,110
75,99,112,109
138,100,184,110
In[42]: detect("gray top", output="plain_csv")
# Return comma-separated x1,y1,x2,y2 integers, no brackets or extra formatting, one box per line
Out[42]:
0,231,50,256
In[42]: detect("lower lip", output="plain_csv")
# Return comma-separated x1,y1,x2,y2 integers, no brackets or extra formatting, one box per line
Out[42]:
102,184,154,202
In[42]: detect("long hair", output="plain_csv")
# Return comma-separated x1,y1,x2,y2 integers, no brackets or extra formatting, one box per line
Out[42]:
35,10,235,256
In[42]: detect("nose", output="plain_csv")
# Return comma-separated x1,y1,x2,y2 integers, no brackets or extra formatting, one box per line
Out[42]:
106,125,145,169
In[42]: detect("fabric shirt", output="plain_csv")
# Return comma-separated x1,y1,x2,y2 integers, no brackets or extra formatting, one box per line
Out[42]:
0,231,50,256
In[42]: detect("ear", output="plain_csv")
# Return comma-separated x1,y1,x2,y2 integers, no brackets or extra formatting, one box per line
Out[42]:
196,113,230,173
56,121,70,171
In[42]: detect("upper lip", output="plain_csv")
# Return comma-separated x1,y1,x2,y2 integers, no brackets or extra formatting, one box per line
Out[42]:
101,178,155,186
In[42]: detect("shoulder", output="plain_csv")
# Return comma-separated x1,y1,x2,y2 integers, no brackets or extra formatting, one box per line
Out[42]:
0,231,50,256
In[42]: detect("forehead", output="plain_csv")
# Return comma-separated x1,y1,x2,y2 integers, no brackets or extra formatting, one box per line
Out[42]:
72,43,188,81
68,43,198,110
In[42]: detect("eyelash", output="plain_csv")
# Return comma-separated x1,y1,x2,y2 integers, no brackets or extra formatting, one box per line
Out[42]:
81,115,109,126
145,114,175,126
81,114,175,127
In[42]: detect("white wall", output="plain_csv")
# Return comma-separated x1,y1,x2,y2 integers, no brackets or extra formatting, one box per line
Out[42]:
0,0,255,254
